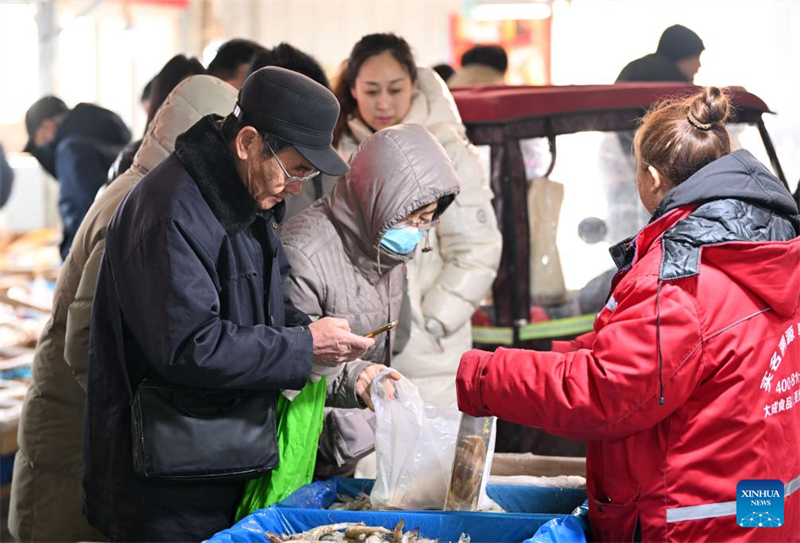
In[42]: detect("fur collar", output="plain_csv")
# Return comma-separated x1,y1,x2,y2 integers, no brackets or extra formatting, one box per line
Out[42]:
174,115,286,236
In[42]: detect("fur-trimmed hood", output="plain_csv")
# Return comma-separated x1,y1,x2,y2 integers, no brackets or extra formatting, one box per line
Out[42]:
174,114,286,236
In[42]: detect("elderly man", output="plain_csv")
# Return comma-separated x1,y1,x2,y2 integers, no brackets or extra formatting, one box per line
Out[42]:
84,67,374,542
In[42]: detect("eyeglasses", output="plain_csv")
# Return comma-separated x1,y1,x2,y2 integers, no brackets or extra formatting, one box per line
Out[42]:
265,139,320,186
393,217,440,231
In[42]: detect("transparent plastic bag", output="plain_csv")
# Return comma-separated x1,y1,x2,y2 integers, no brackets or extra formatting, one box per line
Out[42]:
369,369,462,510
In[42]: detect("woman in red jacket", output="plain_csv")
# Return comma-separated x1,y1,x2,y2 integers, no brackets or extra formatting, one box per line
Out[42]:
457,87,800,543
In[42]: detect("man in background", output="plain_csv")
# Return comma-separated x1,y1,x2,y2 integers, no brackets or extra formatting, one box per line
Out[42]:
448,44,508,87
207,38,266,89
616,24,705,83
23,96,130,259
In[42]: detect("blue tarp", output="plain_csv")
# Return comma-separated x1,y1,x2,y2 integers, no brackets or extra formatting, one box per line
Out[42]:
208,507,553,543
207,478,586,543
277,478,586,515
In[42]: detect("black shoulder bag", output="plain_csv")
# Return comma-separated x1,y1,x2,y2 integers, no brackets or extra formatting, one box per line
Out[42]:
112,254,279,481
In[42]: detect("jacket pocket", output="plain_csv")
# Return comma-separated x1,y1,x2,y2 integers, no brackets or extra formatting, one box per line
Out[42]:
588,483,641,542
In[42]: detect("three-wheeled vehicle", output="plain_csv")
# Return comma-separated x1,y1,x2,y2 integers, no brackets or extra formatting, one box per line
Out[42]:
449,83,792,455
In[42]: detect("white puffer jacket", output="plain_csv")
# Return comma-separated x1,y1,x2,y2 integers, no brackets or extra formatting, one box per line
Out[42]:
337,67,502,404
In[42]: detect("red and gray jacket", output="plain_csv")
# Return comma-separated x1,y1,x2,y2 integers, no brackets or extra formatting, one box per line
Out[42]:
457,150,800,542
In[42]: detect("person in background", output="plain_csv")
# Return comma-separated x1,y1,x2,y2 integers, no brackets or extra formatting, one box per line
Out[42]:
448,44,508,87
432,63,456,84
0,142,14,208
8,75,237,543
600,24,705,301
207,38,266,89
140,76,155,115
247,42,336,219
110,56,205,181
456,88,800,542
83,67,376,541
617,24,704,83
282,124,459,477
109,55,205,182
334,33,502,407
23,96,130,259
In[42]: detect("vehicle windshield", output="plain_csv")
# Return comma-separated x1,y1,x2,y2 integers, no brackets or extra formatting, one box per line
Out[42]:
475,122,781,317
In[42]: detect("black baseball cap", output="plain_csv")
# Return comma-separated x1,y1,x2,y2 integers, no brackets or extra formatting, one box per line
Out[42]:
235,66,348,176
24,96,69,153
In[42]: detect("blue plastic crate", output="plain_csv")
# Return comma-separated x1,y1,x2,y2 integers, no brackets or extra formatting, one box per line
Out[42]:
207,478,586,543
208,506,553,543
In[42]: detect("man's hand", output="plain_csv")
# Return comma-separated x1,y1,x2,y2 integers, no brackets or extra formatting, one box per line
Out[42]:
356,364,401,411
309,317,374,366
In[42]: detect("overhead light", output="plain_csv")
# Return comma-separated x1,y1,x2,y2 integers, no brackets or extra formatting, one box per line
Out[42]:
471,2,552,21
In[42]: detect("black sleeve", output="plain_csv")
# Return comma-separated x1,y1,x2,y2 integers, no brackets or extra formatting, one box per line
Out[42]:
278,239,312,328
56,136,108,259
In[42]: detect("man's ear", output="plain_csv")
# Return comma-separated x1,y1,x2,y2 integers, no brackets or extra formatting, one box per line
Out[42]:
647,165,664,192
234,126,260,161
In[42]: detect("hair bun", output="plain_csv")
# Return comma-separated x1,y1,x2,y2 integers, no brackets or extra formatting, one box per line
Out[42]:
688,86,730,127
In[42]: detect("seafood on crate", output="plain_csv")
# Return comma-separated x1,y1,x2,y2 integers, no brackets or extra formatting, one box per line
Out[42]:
264,521,470,543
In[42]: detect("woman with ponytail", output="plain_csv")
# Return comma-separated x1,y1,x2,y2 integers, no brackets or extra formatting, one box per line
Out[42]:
456,87,800,542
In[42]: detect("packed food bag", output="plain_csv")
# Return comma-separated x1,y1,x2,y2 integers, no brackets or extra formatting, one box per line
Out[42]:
444,414,497,511
369,369,461,510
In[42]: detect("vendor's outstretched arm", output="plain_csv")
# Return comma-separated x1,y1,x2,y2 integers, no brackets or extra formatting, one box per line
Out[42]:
457,276,704,441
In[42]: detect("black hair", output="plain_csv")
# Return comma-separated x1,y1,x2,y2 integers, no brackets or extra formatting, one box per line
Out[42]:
220,114,290,157
207,39,265,80
461,45,508,73
141,77,155,104
333,33,417,146
656,24,705,61
145,55,206,128
434,194,456,219
432,63,456,83
248,43,330,89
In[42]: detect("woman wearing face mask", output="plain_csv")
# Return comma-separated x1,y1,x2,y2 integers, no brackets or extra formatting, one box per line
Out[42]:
333,33,502,406
280,123,459,477
456,88,800,542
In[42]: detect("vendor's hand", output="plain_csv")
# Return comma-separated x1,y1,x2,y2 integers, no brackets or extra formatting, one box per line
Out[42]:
356,364,401,411
309,317,374,367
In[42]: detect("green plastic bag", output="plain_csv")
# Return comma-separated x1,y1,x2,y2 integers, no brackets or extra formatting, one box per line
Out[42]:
236,378,327,520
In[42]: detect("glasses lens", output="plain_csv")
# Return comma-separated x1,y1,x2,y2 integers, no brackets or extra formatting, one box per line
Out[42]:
286,170,320,186
394,218,438,230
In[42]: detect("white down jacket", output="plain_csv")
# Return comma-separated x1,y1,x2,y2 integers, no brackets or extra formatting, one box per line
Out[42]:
9,76,236,543
337,67,502,404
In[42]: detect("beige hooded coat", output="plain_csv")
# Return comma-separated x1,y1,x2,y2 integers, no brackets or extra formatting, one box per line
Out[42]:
8,75,237,542
337,67,502,404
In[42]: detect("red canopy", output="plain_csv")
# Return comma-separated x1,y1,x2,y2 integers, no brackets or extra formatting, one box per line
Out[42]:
451,83,771,125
